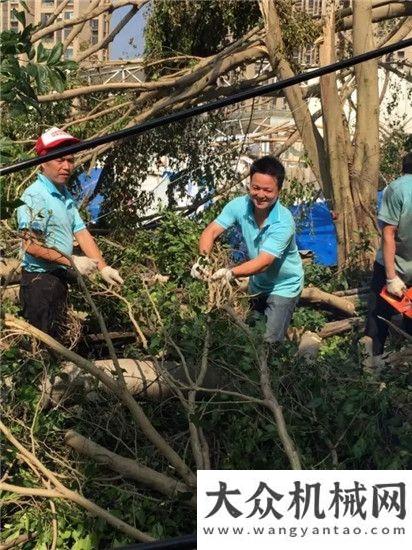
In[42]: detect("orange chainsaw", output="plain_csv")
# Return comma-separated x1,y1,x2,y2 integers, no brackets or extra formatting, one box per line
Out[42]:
380,286,412,319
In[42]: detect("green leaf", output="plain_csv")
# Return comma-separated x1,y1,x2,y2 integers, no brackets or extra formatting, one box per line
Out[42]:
19,0,30,12
63,60,78,71
48,69,65,93
10,99,27,116
0,80,15,94
72,534,93,550
11,8,25,27
35,63,48,90
26,62,37,78
47,42,63,65
36,43,48,63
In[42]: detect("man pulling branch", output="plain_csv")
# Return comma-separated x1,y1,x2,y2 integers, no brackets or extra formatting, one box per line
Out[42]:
192,156,304,343
17,127,123,340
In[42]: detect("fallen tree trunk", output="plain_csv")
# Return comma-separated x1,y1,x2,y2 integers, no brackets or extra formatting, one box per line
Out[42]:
318,317,362,338
65,430,195,506
41,351,229,405
42,358,170,406
300,287,356,316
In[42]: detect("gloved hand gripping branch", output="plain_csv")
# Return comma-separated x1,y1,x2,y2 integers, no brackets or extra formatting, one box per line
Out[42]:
190,255,212,281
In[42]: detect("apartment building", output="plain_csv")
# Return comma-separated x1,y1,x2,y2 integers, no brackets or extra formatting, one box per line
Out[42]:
0,0,110,62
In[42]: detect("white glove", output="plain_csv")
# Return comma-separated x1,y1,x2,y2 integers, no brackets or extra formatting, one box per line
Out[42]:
386,276,406,298
100,265,124,286
190,256,211,280
71,255,99,276
211,268,234,283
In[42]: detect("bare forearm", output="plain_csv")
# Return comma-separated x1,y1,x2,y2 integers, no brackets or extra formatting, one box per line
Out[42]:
382,227,397,279
25,242,71,267
75,229,107,270
232,254,274,277
199,223,225,255
199,231,216,255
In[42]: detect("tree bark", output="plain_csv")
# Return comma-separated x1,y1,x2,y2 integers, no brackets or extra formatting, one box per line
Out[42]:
349,0,381,267
65,430,195,505
259,0,332,197
300,287,356,316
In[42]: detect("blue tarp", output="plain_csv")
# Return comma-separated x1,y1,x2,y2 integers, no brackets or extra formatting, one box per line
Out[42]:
76,168,104,223
290,202,337,266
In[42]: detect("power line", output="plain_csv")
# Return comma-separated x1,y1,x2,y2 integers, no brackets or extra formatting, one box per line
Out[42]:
1,37,411,177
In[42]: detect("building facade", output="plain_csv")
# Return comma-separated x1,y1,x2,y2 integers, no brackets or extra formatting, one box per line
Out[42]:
0,0,110,62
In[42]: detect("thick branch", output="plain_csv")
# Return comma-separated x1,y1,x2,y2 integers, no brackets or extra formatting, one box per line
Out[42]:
65,430,195,505
259,0,332,197
300,287,356,316
222,305,301,469
338,3,412,31
378,16,412,47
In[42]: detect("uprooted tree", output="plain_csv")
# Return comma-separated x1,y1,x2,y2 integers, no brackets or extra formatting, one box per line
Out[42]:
1,2,412,547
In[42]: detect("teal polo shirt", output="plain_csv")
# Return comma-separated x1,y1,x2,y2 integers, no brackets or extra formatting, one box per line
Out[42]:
376,174,412,285
215,195,304,297
17,173,86,273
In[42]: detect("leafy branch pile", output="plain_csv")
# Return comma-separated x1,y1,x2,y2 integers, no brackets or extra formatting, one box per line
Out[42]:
1,212,411,548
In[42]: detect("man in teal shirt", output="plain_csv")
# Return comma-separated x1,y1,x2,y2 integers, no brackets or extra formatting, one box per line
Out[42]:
192,156,303,342
365,151,412,359
17,127,123,340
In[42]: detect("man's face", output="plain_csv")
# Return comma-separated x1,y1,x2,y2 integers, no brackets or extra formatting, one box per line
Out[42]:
249,172,279,212
41,155,75,186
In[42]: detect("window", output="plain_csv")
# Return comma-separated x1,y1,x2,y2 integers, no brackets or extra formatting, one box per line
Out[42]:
65,48,73,60
90,19,99,44
64,27,71,40
43,0,55,4
40,12,52,25
64,11,74,20
10,20,19,32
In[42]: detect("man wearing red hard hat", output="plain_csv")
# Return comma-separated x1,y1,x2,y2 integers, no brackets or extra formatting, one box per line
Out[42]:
17,127,123,340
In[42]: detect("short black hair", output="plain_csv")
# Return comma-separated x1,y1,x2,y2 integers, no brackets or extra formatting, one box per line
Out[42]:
402,152,412,174
250,155,285,189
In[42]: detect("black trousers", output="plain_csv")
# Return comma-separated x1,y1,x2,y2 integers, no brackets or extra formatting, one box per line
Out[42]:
365,262,412,355
20,269,69,341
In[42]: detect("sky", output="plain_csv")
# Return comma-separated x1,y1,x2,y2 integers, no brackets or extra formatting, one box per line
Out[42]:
109,4,151,60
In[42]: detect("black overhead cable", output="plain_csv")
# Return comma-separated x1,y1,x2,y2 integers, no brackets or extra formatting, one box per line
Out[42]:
1,37,411,177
